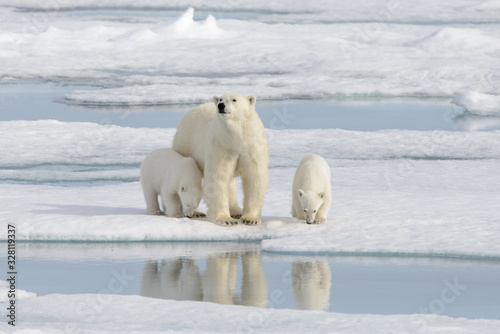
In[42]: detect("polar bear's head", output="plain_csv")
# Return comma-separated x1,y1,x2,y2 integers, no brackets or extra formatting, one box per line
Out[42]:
213,93,256,120
298,189,325,224
178,158,203,218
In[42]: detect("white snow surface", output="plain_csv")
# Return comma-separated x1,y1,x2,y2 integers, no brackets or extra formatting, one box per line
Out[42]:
0,280,37,302
1,2,500,114
1,120,499,259
1,293,499,334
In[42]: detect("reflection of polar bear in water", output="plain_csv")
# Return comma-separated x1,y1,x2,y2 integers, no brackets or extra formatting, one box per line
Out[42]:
140,252,267,308
173,93,269,226
203,252,267,308
292,261,331,310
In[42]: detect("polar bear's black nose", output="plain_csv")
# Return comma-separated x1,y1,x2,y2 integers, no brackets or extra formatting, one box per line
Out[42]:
218,103,226,113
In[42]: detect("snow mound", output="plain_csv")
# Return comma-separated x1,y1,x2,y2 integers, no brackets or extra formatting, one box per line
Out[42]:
452,91,500,116
154,7,224,39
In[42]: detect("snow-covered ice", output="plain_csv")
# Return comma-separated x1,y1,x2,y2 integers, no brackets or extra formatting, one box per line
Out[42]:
0,280,36,302
453,91,500,116
0,120,499,259
1,293,499,334
1,2,500,114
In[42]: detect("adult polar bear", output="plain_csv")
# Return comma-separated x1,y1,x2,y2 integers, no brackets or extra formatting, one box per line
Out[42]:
173,93,268,226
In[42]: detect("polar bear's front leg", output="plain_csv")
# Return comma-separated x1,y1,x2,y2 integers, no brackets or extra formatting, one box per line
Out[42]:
204,155,238,226
228,178,242,219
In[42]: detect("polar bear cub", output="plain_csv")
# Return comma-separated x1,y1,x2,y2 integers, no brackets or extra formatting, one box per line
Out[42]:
140,148,205,218
292,154,331,224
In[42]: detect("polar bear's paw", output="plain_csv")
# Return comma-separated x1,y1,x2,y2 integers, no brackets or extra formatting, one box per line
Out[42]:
215,216,239,226
230,207,242,219
241,216,261,226
192,210,206,218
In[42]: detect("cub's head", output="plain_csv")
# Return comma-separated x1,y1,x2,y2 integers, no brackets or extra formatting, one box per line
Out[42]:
178,184,202,218
298,189,325,224
178,158,203,218
213,93,256,120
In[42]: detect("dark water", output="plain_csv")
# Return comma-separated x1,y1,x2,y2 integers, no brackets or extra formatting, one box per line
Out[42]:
2,83,499,131
11,242,500,320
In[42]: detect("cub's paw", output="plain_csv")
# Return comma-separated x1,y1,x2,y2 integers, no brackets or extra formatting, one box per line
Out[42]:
151,210,165,216
215,216,238,226
192,210,206,218
241,216,261,226
311,217,326,225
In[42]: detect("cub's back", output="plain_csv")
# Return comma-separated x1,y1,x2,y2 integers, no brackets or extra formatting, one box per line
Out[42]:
141,148,182,191
293,154,331,189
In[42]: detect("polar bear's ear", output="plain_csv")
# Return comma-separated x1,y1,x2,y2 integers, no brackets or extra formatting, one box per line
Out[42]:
213,96,220,105
248,95,256,106
298,189,304,197
318,192,324,199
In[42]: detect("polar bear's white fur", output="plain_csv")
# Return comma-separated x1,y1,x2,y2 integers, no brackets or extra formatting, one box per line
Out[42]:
140,148,204,218
173,93,268,226
292,154,331,224
140,252,267,308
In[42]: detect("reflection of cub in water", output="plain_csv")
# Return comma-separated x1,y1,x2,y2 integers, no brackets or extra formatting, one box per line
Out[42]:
141,258,203,301
292,261,331,310
140,252,267,308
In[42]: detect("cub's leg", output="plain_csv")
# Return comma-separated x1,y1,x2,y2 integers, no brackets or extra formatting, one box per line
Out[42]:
313,196,331,224
161,189,183,218
143,183,163,215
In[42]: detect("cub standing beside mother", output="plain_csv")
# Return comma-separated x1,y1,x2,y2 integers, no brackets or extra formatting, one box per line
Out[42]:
173,93,269,226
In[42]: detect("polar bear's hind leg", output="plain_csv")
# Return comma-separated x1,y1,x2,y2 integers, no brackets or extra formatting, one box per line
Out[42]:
240,162,267,226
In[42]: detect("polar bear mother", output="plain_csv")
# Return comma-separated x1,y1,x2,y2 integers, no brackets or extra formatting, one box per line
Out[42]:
173,93,268,226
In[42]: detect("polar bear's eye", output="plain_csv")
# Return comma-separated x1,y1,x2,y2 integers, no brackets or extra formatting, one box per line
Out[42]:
313,210,317,213
303,209,307,213
232,99,237,102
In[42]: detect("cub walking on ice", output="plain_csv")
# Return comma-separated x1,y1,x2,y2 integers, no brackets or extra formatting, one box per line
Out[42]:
292,154,332,224
140,148,205,218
